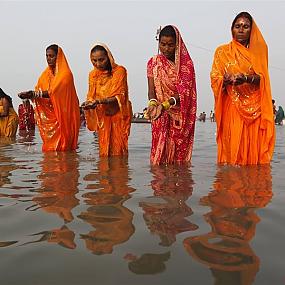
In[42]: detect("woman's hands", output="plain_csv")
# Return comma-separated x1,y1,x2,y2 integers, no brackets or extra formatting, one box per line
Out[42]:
144,104,164,121
223,72,249,87
81,100,98,110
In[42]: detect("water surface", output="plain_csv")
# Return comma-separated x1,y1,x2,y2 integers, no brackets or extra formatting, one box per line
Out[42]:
0,122,284,285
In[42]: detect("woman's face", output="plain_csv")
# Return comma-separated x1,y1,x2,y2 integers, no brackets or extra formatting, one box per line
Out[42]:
159,36,176,61
46,49,57,68
90,50,110,71
232,16,251,46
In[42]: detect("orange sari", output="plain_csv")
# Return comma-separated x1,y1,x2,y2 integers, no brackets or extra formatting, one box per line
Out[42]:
183,165,272,282
210,20,275,165
84,44,132,157
34,47,80,151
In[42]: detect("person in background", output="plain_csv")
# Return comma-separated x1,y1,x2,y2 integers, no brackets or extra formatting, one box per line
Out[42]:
0,88,18,138
82,43,132,157
210,110,214,122
272,99,277,119
275,106,285,125
18,99,35,132
210,12,275,165
18,44,80,151
79,106,86,128
145,25,197,165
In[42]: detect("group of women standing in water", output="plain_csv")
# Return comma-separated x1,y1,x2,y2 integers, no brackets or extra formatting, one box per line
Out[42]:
1,11,275,166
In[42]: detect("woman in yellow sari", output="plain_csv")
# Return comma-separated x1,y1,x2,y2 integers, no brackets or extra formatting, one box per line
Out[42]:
0,88,18,137
82,44,132,157
210,12,275,165
18,44,80,151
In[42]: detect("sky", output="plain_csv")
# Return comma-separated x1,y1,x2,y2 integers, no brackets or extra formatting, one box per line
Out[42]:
1,0,284,114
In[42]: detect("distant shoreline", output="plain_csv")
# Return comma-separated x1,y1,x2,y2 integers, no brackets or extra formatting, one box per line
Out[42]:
131,117,150,123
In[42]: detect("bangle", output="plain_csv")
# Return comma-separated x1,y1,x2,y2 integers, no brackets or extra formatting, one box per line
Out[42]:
33,90,43,99
170,96,177,107
162,100,171,110
244,74,248,83
251,75,255,84
148,98,158,107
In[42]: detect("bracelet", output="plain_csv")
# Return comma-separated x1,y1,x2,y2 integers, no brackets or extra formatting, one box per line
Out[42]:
170,96,177,107
148,98,158,107
244,74,248,83
33,90,43,99
251,75,255,84
162,100,171,110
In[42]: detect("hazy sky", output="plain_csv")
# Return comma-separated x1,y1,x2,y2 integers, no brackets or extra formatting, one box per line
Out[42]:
1,0,284,113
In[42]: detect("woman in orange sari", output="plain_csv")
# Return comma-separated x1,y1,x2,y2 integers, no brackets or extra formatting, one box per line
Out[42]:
18,44,80,151
145,25,197,165
0,88,18,138
210,12,275,165
82,44,132,157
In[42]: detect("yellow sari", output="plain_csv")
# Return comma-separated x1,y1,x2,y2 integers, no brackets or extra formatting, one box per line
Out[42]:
84,44,132,157
0,98,18,137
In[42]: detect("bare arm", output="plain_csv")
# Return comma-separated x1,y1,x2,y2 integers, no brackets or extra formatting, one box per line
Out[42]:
148,77,156,100
18,90,49,99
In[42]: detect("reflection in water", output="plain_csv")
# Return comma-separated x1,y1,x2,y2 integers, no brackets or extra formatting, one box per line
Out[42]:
18,129,36,143
23,225,76,249
79,157,135,255
0,137,18,189
30,152,80,222
25,152,79,249
184,165,273,285
0,241,17,247
139,165,198,247
126,165,197,275
125,251,171,275
0,138,20,246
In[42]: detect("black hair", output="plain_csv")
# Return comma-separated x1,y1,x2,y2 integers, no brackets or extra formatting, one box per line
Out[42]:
46,44,59,55
0,88,12,105
90,45,112,75
231,12,253,30
159,25,176,43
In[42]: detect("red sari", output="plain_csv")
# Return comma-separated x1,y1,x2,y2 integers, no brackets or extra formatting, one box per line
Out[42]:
147,26,197,165
18,102,35,131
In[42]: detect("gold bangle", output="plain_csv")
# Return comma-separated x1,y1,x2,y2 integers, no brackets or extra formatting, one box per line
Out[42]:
251,75,255,83
148,99,158,107
162,100,171,110
244,74,248,83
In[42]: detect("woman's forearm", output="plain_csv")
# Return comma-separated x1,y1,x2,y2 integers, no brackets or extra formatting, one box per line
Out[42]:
97,96,117,104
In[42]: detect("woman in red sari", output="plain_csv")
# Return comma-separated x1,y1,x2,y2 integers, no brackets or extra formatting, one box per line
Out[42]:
18,44,80,151
145,25,197,165
18,99,35,131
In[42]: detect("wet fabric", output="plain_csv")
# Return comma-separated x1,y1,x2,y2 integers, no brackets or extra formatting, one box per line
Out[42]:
34,47,80,151
210,20,275,165
84,43,132,157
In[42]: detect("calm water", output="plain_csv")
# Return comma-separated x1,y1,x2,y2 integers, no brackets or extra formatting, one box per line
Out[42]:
0,122,284,285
